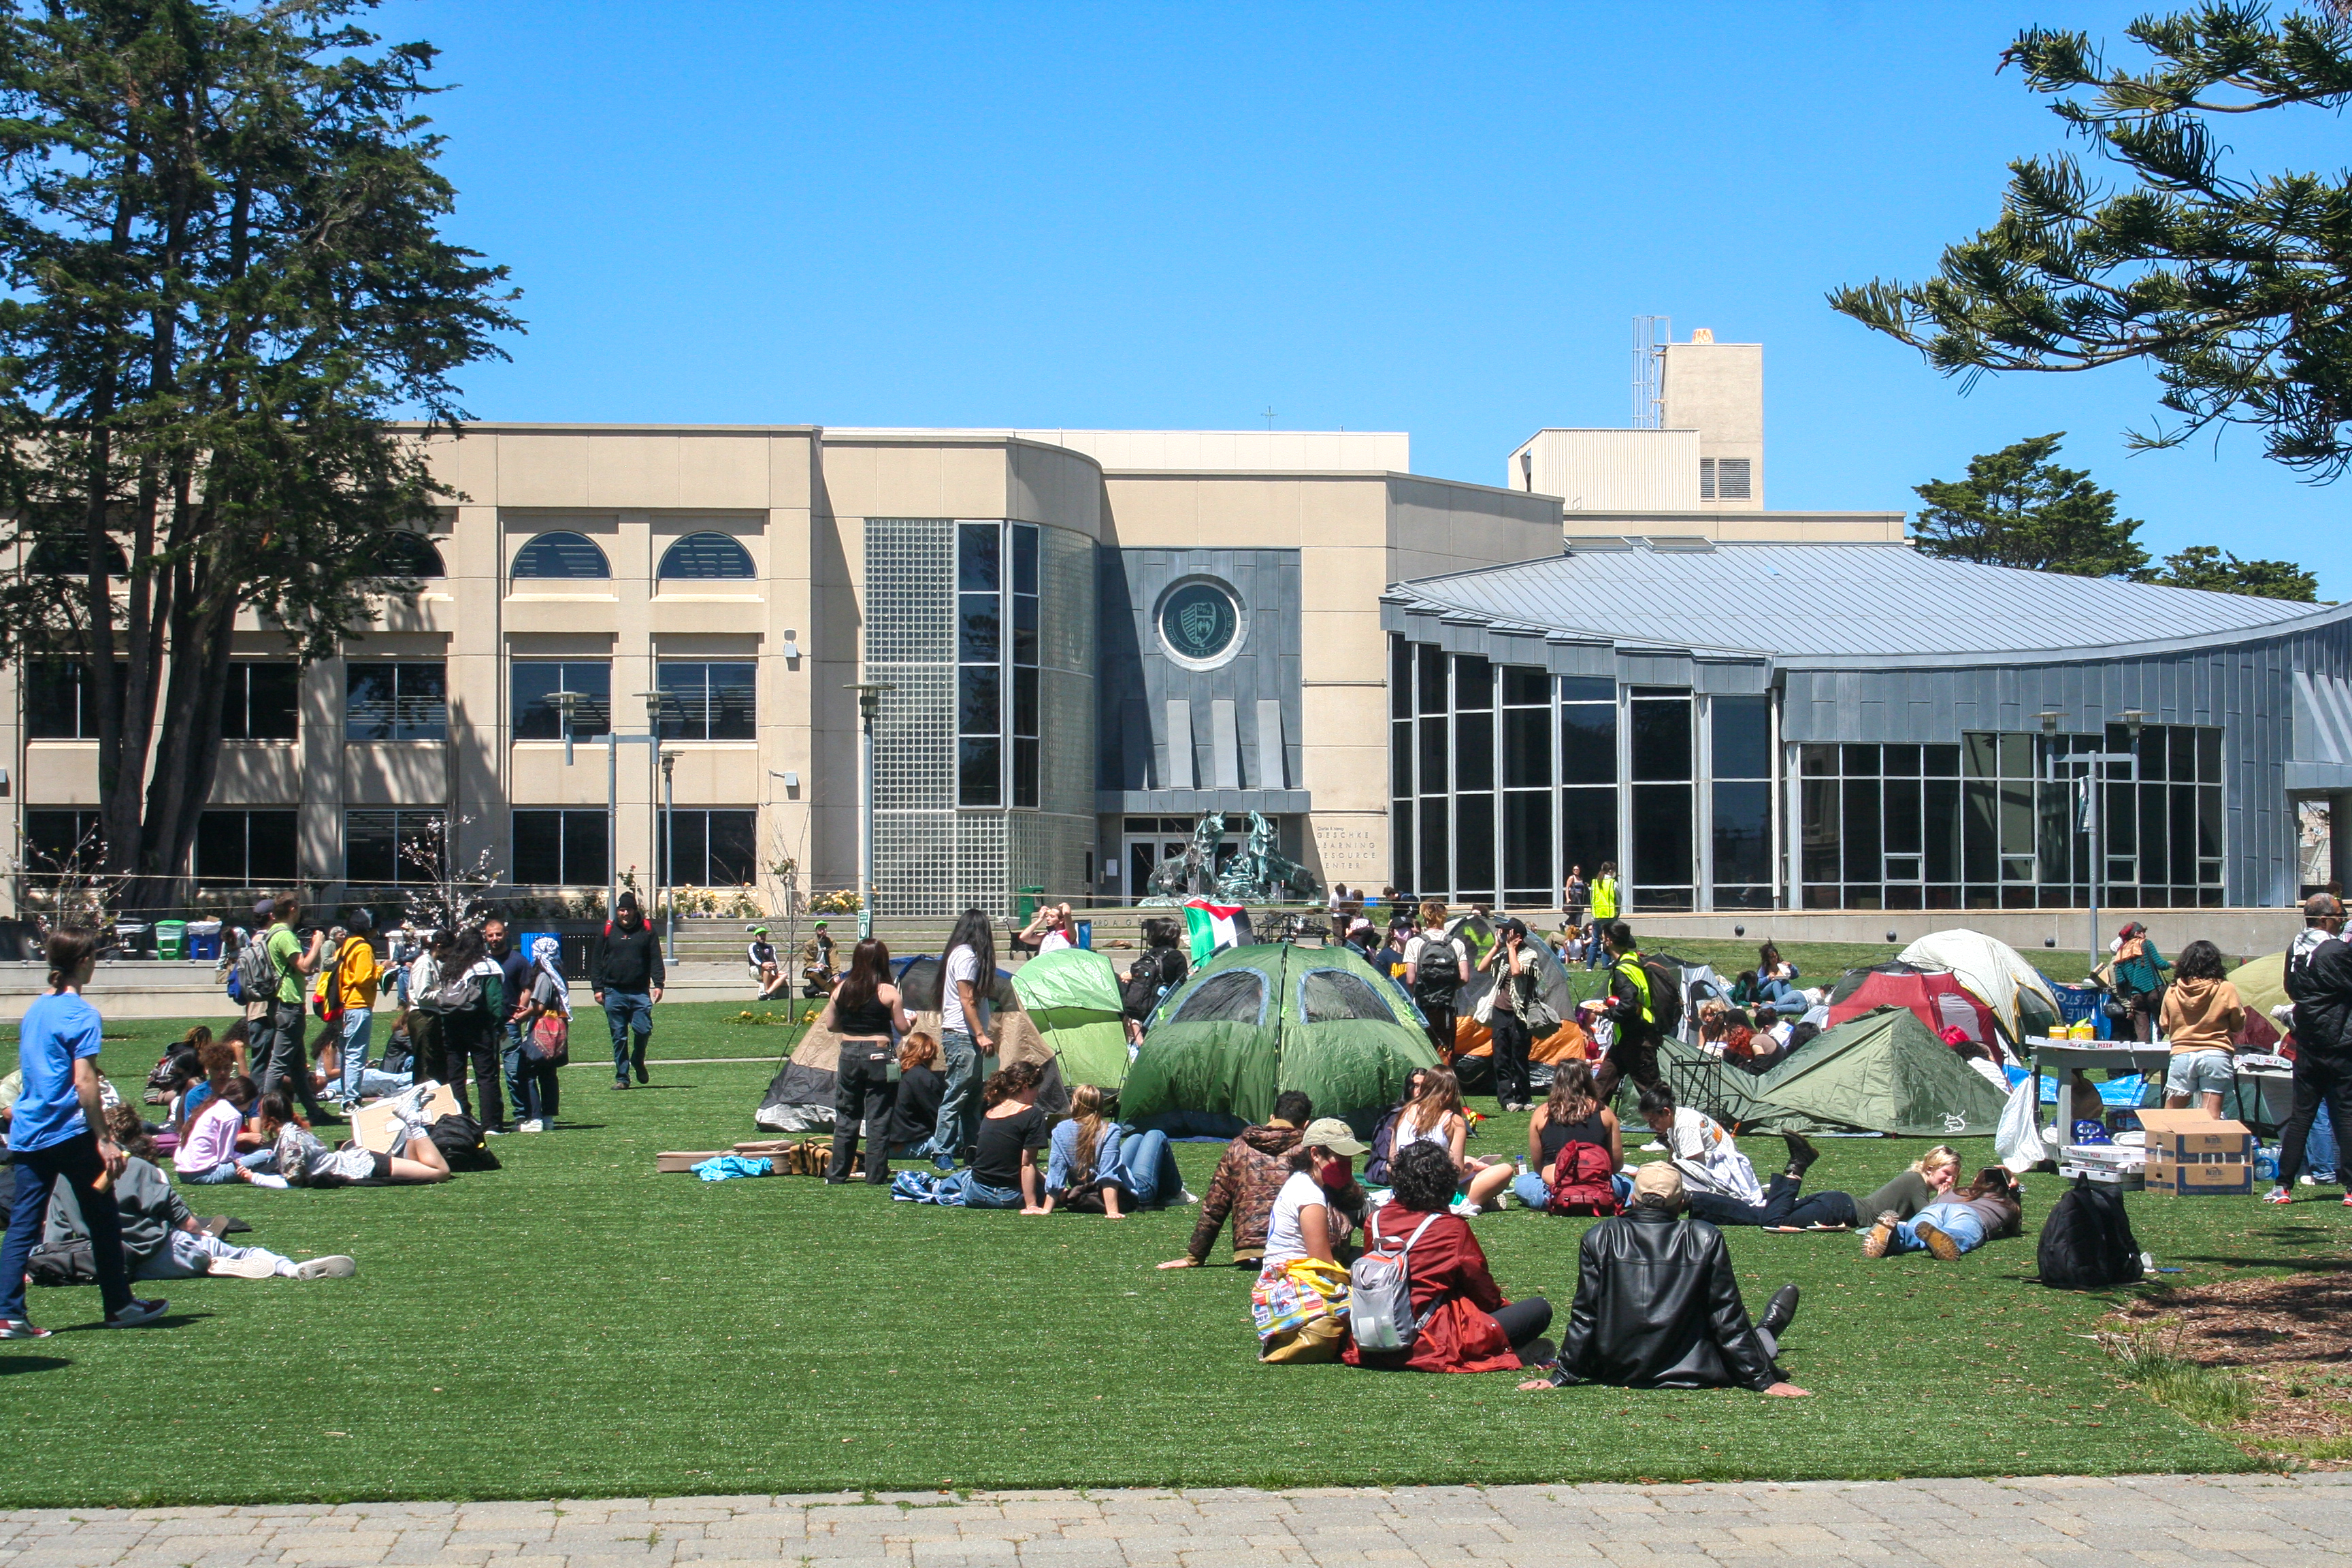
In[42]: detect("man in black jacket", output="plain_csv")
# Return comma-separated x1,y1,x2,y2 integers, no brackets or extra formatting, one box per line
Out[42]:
2276,893,2352,1203
592,892,666,1091
1520,1162,1808,1396
1591,921,1666,1102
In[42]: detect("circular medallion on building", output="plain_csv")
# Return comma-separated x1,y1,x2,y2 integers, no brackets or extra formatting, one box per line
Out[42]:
1156,577,1245,670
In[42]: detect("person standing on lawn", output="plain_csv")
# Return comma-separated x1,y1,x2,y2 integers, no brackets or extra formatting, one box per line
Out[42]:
1403,901,1469,1061
257,895,331,1125
0,928,168,1338
916,908,996,1167
593,892,664,1090
1477,917,1541,1113
817,938,912,1186
485,918,530,1120
1592,921,1665,1102
1584,862,1618,969
2161,940,2244,1117
326,911,380,1110
432,926,508,1133
2274,892,2352,1205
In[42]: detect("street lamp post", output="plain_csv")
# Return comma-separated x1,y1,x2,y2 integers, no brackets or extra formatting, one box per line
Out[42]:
660,747,678,962
2042,710,2142,971
847,683,893,941
635,689,666,939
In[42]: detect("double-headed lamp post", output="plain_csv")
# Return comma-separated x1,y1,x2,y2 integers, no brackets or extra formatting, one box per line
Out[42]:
847,683,894,941
2040,708,2147,971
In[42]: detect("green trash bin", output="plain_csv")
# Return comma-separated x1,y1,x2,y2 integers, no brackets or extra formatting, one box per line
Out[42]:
155,919,188,961
1015,886,1045,922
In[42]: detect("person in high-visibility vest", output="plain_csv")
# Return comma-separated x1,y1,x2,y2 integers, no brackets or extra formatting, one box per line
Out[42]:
1585,863,1619,970
1594,919,1664,1102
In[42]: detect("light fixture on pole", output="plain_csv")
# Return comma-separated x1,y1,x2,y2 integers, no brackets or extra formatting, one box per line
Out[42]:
847,683,894,941
636,689,666,942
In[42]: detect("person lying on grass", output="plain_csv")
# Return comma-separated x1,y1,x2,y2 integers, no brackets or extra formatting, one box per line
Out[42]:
1392,1066,1515,1215
1160,1090,1313,1269
1861,1165,2023,1260
1037,1085,1183,1216
960,1060,1048,1212
1346,1140,1553,1374
1637,1088,1854,1229
255,1090,453,1188
1852,1144,1961,1226
1520,1160,1806,1397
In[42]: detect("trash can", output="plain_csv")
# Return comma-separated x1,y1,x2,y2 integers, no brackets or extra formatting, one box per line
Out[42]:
114,921,150,958
1015,886,1045,922
1075,919,1092,950
154,919,188,962
187,918,223,963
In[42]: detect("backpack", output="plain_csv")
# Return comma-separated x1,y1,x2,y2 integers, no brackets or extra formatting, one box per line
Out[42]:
1348,1210,1438,1353
428,1112,502,1172
1364,1103,1404,1187
416,966,485,1016
228,932,277,1006
524,1012,570,1066
1412,936,1461,998
1546,1138,1620,1216
1616,954,1684,1036
2036,1173,2144,1290
1122,949,1175,1023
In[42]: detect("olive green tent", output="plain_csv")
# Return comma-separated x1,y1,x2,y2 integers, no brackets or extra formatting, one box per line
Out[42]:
1751,1007,2010,1137
1004,947,1131,1092
1122,943,1440,1136
1653,1038,1840,1137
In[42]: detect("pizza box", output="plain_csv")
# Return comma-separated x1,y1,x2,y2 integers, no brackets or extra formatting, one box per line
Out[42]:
350,1083,459,1154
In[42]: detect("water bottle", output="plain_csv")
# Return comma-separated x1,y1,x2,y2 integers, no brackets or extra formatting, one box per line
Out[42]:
2253,1145,2280,1183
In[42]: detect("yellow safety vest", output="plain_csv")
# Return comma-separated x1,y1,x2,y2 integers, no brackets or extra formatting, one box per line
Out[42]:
1611,951,1654,1026
1590,876,1618,921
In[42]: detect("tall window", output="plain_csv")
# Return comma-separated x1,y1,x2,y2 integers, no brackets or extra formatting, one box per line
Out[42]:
1451,654,1495,903
1416,643,1448,893
21,810,103,872
656,662,755,740
345,662,447,741
511,808,610,885
1010,523,1039,808
1559,676,1618,896
1710,695,1773,910
958,522,1002,806
1500,666,1553,905
24,659,123,739
222,664,301,741
510,531,610,581
196,810,299,884
512,660,612,739
1629,688,1694,910
659,808,758,885
656,532,755,579
1389,636,1414,888
345,810,445,884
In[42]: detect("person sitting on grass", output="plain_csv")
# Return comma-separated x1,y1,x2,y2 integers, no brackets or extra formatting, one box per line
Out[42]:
1512,1060,1629,1213
1365,1068,1430,1188
1260,1118,1371,1272
1160,1090,1313,1269
959,1060,1048,1212
1861,1164,2023,1260
170,1034,239,1140
1853,1144,1961,1226
1343,1141,1553,1374
174,1076,282,1187
886,1032,946,1156
1520,1161,1806,1396
1040,1085,1184,1216
1392,1066,1516,1214
1637,1088,1855,1230
36,1107,355,1282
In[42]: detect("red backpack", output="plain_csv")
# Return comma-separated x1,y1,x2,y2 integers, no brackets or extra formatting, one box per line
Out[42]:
1546,1139,1620,1216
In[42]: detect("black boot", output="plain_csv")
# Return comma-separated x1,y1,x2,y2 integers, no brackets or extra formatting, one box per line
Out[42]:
1781,1132,1819,1180
1757,1283,1800,1339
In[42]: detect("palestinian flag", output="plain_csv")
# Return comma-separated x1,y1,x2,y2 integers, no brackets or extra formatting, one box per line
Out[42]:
1181,900,1252,964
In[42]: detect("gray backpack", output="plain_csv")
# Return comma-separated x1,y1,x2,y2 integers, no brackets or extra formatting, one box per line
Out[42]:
1348,1211,1437,1352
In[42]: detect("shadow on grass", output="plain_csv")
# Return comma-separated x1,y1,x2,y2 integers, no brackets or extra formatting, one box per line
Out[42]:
0,1355,70,1374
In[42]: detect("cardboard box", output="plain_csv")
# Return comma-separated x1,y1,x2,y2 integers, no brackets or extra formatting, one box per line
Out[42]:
657,1150,730,1174
2138,1109,2255,1195
350,1083,459,1154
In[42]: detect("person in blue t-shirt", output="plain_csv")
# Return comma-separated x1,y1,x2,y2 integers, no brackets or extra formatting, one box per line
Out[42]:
1,929,168,1337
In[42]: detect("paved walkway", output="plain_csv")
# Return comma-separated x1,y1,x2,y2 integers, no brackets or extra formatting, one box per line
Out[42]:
2,1474,2345,1568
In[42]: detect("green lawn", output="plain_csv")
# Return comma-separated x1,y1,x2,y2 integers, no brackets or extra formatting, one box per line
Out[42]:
0,994,2334,1506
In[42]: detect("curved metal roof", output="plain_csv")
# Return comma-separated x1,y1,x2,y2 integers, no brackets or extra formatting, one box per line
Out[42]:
1388,542,2339,666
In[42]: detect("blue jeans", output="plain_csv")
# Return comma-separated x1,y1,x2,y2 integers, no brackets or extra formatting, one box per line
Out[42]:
2307,1101,2340,1181
2,1131,133,1320
1891,1200,1988,1257
1514,1170,1635,1209
337,1008,374,1102
501,1018,525,1115
918,1032,980,1162
605,990,653,1081
183,1149,276,1184
958,1173,1025,1209
1113,1128,1182,1207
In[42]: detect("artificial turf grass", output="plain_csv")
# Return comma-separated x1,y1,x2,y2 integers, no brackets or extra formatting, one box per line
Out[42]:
1,1007,2323,1505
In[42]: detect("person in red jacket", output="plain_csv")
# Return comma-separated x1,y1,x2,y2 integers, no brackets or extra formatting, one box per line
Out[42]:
1343,1141,1552,1373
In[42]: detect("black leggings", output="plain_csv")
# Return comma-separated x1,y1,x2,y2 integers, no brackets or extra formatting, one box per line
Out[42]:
1492,1295,1552,1352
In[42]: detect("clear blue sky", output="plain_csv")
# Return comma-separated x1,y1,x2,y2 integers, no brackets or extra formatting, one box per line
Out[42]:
397,0,2345,596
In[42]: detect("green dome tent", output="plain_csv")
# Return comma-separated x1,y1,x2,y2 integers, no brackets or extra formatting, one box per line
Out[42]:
1751,1007,2010,1137
1001,947,1131,1093
1122,943,1439,1137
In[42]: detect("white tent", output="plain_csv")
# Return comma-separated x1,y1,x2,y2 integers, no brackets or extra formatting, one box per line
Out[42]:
1897,930,2063,1049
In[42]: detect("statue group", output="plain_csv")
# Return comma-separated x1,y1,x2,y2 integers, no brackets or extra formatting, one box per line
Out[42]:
1139,811,1321,906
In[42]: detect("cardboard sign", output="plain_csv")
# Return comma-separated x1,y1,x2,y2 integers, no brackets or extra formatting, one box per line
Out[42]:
350,1082,459,1154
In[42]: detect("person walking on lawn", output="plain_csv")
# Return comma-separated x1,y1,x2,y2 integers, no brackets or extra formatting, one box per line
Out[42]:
257,895,331,1125
593,892,665,1090
2274,892,2352,1205
1,928,168,1338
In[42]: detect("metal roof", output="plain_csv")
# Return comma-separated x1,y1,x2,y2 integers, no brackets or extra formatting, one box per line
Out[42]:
1388,541,2342,666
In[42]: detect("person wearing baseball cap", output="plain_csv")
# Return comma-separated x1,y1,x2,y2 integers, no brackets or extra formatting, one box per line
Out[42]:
1520,1160,1807,1397
1259,1118,1369,1271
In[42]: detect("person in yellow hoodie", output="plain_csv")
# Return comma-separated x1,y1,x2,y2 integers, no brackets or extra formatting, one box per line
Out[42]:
2160,939,2244,1117
323,911,381,1110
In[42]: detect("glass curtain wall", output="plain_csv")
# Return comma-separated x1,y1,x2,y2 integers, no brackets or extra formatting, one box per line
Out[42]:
1710,695,1773,911
1452,654,1495,903
1501,666,1553,905
1559,677,1617,896
957,523,1003,806
1629,688,1695,911
1799,724,2222,910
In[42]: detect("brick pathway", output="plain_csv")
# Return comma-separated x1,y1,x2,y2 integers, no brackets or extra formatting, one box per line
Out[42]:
3,1474,2345,1567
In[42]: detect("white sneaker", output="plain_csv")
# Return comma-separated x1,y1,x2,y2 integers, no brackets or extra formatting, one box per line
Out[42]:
1640,1141,1665,1152
294,1256,357,1280
517,1120,543,1133
1177,1186,1199,1205
205,1251,279,1280
1492,1190,1513,1210
1449,1198,1482,1218
247,1173,289,1190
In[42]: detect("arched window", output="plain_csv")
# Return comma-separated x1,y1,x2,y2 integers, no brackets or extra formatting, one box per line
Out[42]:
657,532,755,580
27,532,131,576
510,531,610,581
376,532,446,578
